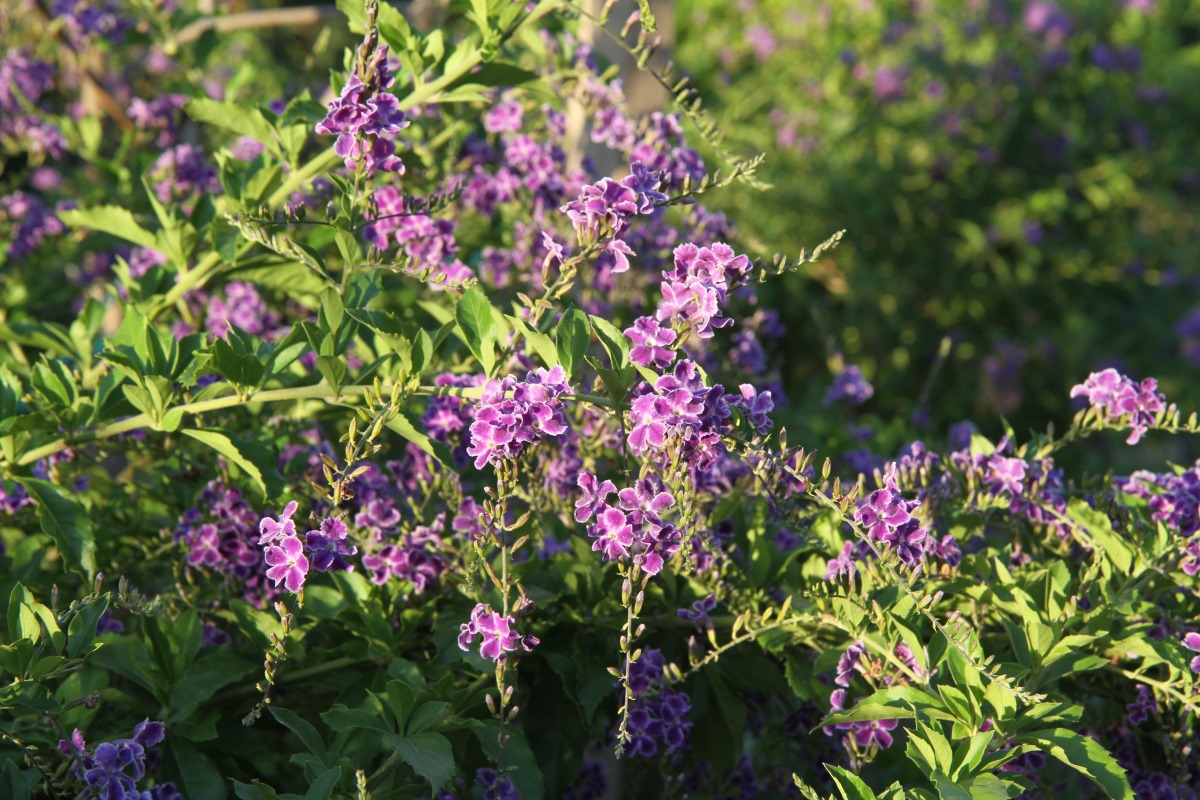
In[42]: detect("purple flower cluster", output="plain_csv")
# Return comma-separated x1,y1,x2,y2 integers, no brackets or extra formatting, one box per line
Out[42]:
1117,460,1200,543
1126,685,1158,725
457,602,538,662
575,474,681,575
1,192,66,259
824,365,874,407
148,144,219,205
59,719,180,800
657,242,751,339
626,360,735,470
475,768,520,800
560,162,666,271
360,514,443,591
1070,368,1166,445
624,316,678,369
1183,632,1200,673
258,502,362,594
176,481,273,598
315,44,410,175
624,649,691,757
52,0,131,41
205,281,281,339
128,94,190,148
258,501,310,593
853,464,928,565
467,366,572,470
0,51,65,165
363,190,472,289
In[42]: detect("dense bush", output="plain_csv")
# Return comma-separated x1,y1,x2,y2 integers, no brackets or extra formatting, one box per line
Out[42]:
1,1,1198,799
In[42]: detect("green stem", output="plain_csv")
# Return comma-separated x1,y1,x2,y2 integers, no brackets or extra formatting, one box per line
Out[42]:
13,383,610,467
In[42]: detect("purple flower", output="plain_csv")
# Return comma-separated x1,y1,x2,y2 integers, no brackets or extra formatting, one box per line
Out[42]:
467,366,572,469
1182,632,1200,673
458,603,537,663
824,365,874,406
258,501,299,545
264,535,309,593
575,473,617,523
315,44,410,175
305,517,357,573
835,640,867,687
1071,368,1166,444
1126,684,1158,725
625,316,678,369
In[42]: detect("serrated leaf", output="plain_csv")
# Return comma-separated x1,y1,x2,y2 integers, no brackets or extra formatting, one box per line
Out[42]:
826,765,877,800
1013,728,1133,800
394,733,454,791
182,428,284,499
14,478,95,578
59,206,159,250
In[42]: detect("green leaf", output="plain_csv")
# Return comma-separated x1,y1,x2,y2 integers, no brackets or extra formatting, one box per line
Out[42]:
270,708,329,765
182,428,284,500
455,285,497,374
303,767,342,800
556,308,590,380
931,772,971,800
171,740,229,800
1013,728,1133,800
59,206,159,250
384,411,455,471
958,775,1013,800
14,478,96,578
67,593,110,659
506,314,557,368
394,732,454,791
169,650,255,724
826,765,878,800
232,781,280,800
185,98,277,155
1,760,35,800
1066,499,1134,574
589,315,629,370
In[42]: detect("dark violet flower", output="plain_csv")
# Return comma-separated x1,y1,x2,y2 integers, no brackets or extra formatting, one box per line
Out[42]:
264,535,309,593
824,365,873,406
1126,684,1158,725
677,594,716,628
458,603,537,663
305,517,358,573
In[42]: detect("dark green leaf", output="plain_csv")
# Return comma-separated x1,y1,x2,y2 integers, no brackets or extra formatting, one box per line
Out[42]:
182,428,284,500
394,732,454,790
14,478,96,578
1013,728,1133,800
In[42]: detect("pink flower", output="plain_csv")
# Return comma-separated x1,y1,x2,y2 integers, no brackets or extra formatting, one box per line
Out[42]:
264,534,309,593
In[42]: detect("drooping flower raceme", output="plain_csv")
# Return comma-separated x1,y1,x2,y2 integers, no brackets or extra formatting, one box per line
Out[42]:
626,359,733,471
458,603,539,662
560,161,667,272
576,473,681,575
824,365,874,407
852,464,929,565
315,42,410,176
467,366,572,469
59,719,181,800
1070,368,1166,445
656,242,751,339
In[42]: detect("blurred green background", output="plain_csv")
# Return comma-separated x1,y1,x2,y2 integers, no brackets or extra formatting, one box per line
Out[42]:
671,0,1200,464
